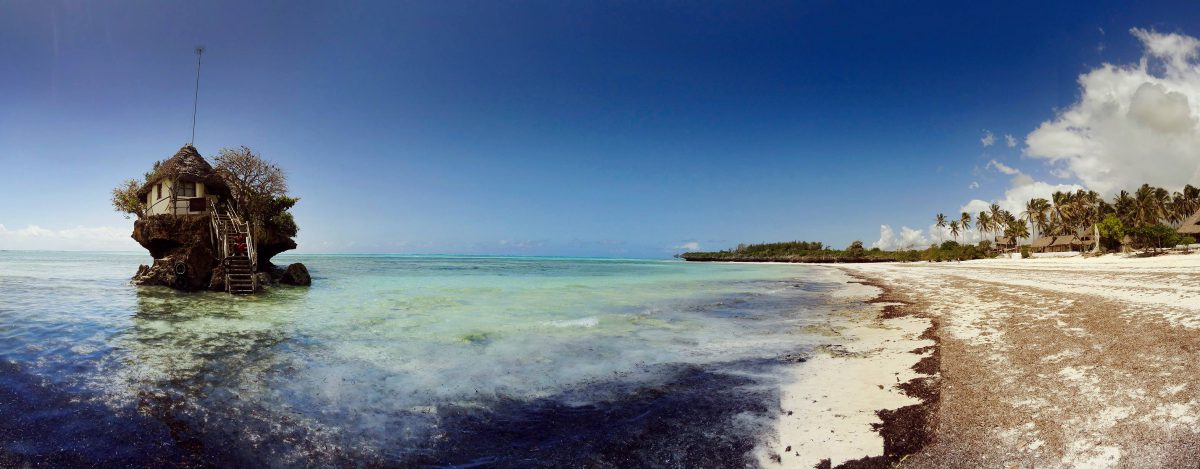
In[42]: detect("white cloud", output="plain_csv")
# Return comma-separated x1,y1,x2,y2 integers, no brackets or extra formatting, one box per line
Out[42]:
1005,134,1017,147
1024,27,1200,196
987,159,1021,175
1132,27,1200,71
0,224,138,251
980,130,996,147
968,181,980,189
872,225,929,251
672,241,700,251
960,179,1084,224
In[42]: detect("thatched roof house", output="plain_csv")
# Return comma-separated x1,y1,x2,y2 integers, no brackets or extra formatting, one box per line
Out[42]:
1030,236,1055,251
1180,209,1200,235
1051,235,1079,247
138,144,229,216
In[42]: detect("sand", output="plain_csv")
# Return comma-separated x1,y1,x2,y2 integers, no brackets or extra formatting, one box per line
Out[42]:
756,272,937,468
827,252,1200,467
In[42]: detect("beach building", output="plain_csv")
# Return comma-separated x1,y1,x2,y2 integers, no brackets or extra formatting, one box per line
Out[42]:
994,236,1016,252
138,144,229,216
134,144,257,294
1047,235,1080,253
1179,209,1200,237
1030,236,1055,253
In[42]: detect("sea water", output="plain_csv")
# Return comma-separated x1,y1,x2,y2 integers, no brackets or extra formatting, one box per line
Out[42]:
0,252,867,466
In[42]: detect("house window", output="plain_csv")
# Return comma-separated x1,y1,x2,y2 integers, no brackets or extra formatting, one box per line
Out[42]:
177,181,197,197
156,184,161,200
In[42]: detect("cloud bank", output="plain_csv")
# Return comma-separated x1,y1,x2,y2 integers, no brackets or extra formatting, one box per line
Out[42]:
884,27,1200,247
1025,27,1200,196
872,225,930,251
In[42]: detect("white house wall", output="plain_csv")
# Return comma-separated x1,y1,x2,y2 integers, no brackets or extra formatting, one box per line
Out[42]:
145,178,208,215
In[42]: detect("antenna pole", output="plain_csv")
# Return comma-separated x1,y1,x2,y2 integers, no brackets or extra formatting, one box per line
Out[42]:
191,46,205,145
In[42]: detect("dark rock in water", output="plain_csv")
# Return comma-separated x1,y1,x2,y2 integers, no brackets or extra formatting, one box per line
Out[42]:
130,215,219,291
255,272,273,288
279,263,311,286
208,264,227,291
130,214,300,292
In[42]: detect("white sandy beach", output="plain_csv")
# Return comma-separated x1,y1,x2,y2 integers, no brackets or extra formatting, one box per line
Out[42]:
757,270,936,467
761,252,1200,467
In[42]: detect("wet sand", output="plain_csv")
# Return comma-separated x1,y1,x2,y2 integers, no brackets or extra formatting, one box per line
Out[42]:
757,272,938,467
838,253,1200,467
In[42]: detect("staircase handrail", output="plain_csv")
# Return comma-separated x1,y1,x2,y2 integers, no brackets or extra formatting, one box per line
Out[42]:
208,198,226,261
223,207,259,291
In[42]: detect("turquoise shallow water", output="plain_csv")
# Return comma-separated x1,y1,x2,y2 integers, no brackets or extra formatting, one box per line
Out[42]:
0,251,862,465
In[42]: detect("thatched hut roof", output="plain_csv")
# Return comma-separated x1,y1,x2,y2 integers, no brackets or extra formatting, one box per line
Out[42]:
994,236,1015,245
1179,209,1200,235
1031,236,1055,248
1055,235,1082,246
137,144,228,197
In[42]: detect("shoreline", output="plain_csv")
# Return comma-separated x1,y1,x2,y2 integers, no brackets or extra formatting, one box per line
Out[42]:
756,267,940,467
837,253,1200,466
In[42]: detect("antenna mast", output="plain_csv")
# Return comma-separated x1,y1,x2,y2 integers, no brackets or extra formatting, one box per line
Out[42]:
191,46,205,145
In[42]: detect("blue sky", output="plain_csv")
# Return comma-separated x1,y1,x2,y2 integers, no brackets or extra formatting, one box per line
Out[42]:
3,1,1200,257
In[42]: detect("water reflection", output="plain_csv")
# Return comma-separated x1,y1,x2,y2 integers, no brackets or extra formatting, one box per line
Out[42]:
113,286,335,465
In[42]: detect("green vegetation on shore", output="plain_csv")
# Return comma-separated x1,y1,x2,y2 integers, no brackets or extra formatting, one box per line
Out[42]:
679,240,994,263
935,184,1199,253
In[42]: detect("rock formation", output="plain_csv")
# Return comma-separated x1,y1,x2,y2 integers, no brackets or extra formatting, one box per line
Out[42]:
131,214,309,292
131,214,220,291
127,144,308,293
279,262,312,286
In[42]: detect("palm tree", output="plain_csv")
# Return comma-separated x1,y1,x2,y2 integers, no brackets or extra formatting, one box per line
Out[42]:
1050,190,1074,235
1169,192,1189,227
935,213,947,243
997,210,1012,232
1134,184,1162,227
978,211,992,244
1005,218,1030,244
989,203,1003,237
1154,186,1171,224
1022,198,1050,241
948,220,961,242
1114,190,1135,227
960,212,972,242
1184,184,1200,216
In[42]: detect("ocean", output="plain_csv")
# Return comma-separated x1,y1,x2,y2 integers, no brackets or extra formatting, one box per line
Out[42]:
0,251,870,466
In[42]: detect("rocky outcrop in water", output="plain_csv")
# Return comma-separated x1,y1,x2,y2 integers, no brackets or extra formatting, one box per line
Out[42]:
131,215,220,291
130,214,307,292
279,263,311,286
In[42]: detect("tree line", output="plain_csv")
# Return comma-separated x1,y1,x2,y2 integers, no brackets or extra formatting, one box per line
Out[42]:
934,184,1199,253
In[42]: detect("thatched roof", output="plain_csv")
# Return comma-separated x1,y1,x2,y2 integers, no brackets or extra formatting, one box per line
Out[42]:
1051,235,1080,247
1179,209,1200,235
137,144,228,197
994,236,1015,245
1031,236,1055,248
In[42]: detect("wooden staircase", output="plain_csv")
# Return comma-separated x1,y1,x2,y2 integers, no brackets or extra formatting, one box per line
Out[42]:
211,206,258,295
